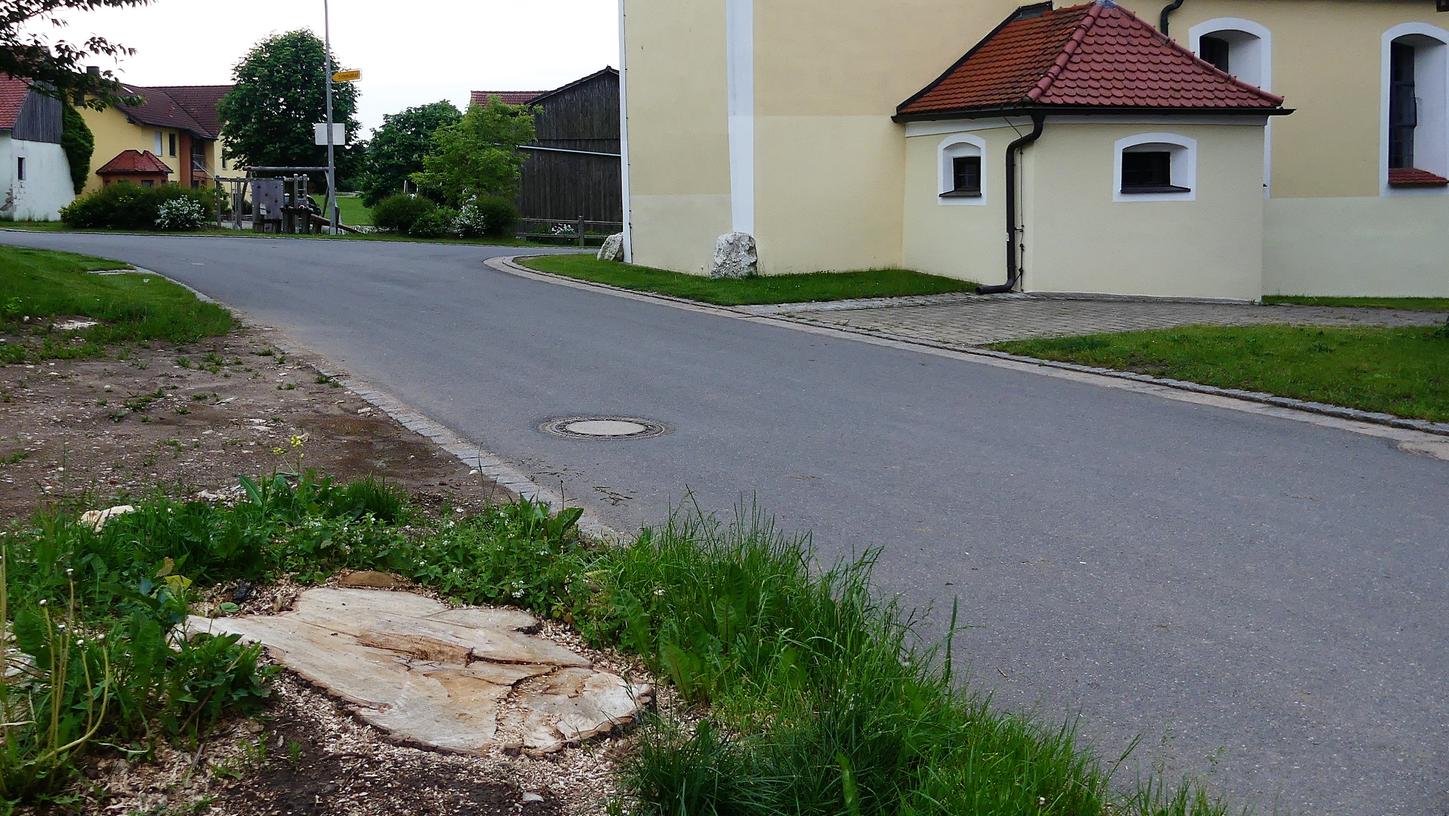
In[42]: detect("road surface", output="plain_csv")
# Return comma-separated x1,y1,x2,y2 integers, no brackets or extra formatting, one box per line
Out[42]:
4,231,1446,815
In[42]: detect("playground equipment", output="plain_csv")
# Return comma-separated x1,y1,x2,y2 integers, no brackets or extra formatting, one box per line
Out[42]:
215,166,356,234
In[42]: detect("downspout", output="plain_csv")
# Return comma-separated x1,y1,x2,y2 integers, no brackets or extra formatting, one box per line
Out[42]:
1159,0,1185,35
978,113,1045,295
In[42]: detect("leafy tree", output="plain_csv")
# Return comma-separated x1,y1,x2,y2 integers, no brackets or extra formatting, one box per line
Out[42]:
217,30,361,193
411,98,534,207
1,0,148,108
359,101,461,206
60,104,93,193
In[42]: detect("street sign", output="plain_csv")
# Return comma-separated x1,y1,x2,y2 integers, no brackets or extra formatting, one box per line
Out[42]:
314,122,346,146
332,69,362,83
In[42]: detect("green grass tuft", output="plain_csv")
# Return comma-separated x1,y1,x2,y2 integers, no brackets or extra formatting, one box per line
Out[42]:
517,255,978,306
994,324,1449,423
0,246,234,364
1263,295,1449,312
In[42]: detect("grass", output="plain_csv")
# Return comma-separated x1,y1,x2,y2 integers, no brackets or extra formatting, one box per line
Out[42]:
2,468,1241,815
1263,295,1449,312
309,193,372,226
0,246,234,364
517,254,978,306
994,323,1449,422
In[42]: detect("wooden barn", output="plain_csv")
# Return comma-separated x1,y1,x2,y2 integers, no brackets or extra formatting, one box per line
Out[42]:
472,67,621,228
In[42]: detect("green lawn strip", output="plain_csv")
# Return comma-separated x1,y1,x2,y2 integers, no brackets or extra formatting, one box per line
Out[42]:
5,472,1237,814
994,324,1449,423
518,254,977,306
1264,295,1449,312
309,193,373,226
0,246,234,364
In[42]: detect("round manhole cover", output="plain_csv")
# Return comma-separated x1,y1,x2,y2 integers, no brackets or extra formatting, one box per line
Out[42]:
540,416,669,440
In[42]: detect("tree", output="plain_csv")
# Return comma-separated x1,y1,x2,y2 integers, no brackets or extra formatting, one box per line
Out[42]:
1,0,149,107
411,98,535,207
217,30,360,192
359,101,461,206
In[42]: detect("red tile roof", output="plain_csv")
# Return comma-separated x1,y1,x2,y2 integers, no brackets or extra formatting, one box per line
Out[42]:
0,72,32,131
1388,167,1449,187
898,1,1285,118
96,149,172,176
116,84,231,139
145,84,232,137
469,90,544,107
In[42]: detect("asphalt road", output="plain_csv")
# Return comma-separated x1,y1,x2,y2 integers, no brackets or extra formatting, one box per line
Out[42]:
5,232,1447,815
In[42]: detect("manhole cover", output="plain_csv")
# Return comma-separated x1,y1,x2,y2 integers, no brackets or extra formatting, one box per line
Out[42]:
540,416,668,440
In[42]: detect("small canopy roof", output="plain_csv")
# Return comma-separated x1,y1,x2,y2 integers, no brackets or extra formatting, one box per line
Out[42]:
896,0,1287,120
96,149,172,176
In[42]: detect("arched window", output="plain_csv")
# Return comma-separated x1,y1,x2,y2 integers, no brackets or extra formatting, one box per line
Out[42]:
1382,23,1449,192
1189,19,1272,92
937,134,987,206
1113,133,1197,202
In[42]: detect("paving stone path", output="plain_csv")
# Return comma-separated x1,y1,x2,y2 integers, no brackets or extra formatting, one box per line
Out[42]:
766,295,1445,347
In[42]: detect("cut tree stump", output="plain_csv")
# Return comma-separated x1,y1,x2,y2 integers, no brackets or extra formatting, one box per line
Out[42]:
185,588,651,754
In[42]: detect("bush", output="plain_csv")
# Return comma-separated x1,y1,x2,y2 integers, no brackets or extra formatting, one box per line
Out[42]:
371,194,434,234
154,197,207,231
60,107,94,195
407,206,458,238
471,194,519,237
60,184,213,231
452,197,491,238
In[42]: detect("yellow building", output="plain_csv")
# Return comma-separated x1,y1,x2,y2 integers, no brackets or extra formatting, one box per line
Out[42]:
620,0,1449,298
79,83,236,194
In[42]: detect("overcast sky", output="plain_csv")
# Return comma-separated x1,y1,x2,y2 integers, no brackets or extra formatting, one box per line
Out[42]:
47,0,619,133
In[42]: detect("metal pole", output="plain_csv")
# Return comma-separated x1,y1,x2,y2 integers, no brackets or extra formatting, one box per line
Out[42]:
323,0,338,234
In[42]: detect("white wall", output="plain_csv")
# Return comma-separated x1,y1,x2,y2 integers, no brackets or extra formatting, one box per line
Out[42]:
0,136,74,221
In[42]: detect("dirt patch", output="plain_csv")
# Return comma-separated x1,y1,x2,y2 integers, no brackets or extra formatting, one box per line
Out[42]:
0,325,505,521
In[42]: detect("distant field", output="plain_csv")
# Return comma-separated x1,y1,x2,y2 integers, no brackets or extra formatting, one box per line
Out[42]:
312,194,372,226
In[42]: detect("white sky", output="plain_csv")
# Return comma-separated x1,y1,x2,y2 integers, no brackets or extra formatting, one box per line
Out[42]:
46,0,620,134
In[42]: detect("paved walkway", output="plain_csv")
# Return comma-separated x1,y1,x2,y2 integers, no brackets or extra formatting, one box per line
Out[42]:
771,295,1445,346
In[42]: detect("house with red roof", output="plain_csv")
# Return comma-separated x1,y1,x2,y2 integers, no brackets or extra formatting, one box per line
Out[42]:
470,68,622,223
619,0,1449,298
79,80,237,194
0,73,75,220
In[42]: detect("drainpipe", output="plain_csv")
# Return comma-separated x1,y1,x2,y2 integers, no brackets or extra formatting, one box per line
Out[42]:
978,113,1045,295
1159,0,1185,35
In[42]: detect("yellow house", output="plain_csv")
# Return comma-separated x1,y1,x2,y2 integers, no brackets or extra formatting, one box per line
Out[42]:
619,0,1449,298
79,82,237,194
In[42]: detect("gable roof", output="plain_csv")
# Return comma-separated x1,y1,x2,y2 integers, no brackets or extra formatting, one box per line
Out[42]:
897,1,1286,120
527,67,618,105
96,149,172,175
145,85,231,136
469,90,546,107
0,73,32,131
115,83,231,139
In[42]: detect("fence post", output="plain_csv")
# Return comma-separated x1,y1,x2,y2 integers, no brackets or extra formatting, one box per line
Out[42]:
577,215,586,247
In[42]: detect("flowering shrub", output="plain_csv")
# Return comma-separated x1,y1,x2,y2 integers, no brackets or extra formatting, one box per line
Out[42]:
550,223,577,237
154,197,207,232
452,197,491,238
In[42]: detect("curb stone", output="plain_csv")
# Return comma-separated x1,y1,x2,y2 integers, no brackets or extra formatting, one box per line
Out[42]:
490,255,1449,444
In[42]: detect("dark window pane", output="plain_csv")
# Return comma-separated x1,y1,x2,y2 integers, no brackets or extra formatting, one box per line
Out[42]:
951,156,981,194
1122,151,1173,190
16,157,24,181
1389,41,1417,169
1200,36,1231,73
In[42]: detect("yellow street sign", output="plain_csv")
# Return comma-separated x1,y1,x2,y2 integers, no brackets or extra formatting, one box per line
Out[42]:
332,69,362,83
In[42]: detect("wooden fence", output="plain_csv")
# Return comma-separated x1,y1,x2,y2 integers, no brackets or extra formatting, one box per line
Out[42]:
516,217,623,247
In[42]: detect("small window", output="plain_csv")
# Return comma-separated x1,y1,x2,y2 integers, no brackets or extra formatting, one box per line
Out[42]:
1121,151,1186,193
937,135,987,205
1200,35,1231,73
168,133,177,157
947,156,981,197
141,180,155,187
15,157,24,182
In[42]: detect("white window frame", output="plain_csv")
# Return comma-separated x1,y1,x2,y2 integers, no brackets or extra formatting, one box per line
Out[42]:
937,134,987,206
1381,22,1449,197
1189,18,1272,196
1113,133,1197,202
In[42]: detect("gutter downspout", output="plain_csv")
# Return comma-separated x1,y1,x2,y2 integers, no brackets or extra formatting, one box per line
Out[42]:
1159,0,1185,35
978,113,1045,295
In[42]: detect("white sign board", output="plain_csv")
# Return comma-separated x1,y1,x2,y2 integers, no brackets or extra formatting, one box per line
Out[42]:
314,123,347,146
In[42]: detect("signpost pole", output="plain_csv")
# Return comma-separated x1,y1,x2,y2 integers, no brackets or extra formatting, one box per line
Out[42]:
322,0,338,234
